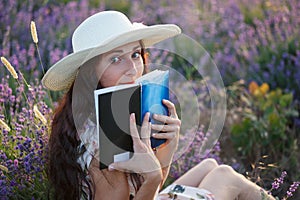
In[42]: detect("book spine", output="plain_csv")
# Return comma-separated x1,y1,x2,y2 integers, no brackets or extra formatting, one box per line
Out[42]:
141,83,168,148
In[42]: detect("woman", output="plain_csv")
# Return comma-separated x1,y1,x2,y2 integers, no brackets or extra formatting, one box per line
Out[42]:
43,11,275,200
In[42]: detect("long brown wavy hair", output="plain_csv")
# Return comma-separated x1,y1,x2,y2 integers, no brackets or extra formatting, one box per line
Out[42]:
48,42,148,200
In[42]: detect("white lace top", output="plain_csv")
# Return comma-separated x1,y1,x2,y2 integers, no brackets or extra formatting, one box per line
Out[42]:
77,119,99,170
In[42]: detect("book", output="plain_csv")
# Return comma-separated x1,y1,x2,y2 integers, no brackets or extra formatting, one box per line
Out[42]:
94,70,169,169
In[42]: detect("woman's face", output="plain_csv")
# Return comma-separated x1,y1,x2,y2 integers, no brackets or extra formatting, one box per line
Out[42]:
97,41,144,88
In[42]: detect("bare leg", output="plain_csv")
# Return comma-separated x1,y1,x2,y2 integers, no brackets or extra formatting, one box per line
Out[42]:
198,164,275,200
173,158,219,187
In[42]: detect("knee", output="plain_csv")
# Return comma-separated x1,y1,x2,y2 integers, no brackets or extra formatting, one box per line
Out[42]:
212,164,236,176
199,158,219,169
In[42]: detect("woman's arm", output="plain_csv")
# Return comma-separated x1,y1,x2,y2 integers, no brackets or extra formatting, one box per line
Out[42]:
159,165,171,189
108,112,163,199
133,170,162,200
151,99,181,187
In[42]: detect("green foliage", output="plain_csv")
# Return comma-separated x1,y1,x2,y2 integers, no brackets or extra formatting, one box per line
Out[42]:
238,1,266,26
230,82,298,159
100,0,130,14
227,80,299,192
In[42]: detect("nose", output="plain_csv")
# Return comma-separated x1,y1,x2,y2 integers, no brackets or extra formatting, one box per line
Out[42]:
124,57,137,76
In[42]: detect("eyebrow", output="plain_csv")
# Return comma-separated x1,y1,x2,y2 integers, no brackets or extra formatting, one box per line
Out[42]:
109,45,141,54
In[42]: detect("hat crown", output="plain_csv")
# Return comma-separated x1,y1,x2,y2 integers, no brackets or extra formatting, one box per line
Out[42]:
72,11,133,52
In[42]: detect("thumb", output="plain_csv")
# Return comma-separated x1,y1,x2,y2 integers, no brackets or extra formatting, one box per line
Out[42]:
108,161,130,172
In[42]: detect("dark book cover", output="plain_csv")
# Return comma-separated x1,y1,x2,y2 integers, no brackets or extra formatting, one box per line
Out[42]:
94,70,169,169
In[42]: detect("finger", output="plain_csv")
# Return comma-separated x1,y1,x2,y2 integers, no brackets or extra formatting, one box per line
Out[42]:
152,132,177,140
151,124,179,132
109,153,160,173
109,161,131,173
141,112,151,145
162,99,178,118
153,114,181,125
129,113,140,143
130,113,151,152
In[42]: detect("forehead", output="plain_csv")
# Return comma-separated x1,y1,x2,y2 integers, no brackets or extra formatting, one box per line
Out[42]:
103,41,141,56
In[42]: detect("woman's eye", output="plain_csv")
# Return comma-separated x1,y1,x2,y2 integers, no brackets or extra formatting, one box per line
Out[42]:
111,56,121,63
132,52,141,59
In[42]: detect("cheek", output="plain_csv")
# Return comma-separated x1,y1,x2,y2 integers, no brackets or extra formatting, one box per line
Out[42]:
136,62,144,76
99,67,124,87
138,67,144,77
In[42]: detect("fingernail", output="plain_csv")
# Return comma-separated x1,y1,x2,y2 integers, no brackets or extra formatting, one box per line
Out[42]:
108,165,114,171
130,113,135,121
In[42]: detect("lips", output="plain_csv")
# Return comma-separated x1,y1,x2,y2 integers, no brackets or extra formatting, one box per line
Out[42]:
117,80,135,85
119,79,135,84
121,81,135,84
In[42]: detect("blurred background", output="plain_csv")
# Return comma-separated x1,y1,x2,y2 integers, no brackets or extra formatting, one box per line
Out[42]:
0,0,299,199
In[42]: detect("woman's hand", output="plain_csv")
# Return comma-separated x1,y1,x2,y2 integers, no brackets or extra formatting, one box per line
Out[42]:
151,99,181,168
108,112,162,181
108,112,163,200
88,112,162,200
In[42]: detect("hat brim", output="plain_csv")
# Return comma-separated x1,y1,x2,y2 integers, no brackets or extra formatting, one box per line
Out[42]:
42,24,181,91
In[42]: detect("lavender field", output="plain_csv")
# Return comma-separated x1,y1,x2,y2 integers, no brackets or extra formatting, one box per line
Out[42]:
0,0,299,199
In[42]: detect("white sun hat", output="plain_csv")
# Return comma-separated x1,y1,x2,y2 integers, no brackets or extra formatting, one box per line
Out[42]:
42,10,181,91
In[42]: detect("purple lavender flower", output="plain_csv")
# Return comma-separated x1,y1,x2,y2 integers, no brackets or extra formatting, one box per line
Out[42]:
1,0,299,199
170,125,222,179
286,181,300,198
13,159,18,168
271,171,287,190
